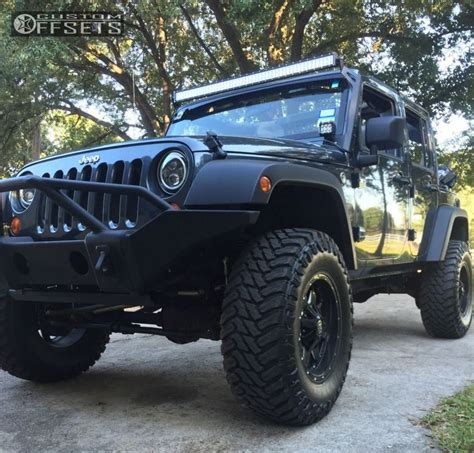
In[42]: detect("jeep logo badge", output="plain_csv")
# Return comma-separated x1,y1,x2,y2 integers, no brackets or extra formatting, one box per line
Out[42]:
79,155,100,165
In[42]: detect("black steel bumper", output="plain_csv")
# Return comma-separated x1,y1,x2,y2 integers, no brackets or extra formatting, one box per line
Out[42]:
0,176,259,294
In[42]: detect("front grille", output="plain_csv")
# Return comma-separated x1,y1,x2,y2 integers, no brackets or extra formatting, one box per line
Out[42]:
37,159,145,235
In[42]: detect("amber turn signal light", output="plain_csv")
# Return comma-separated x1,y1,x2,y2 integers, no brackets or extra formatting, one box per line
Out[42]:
259,176,272,193
10,217,21,236
170,203,180,210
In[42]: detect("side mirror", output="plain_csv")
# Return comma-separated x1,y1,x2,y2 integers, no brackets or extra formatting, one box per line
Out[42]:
438,165,457,189
366,116,405,151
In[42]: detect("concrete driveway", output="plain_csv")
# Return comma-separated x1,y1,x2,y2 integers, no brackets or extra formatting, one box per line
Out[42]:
0,294,472,452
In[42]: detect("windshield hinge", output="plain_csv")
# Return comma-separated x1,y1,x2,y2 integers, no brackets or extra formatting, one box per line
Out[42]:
204,131,227,160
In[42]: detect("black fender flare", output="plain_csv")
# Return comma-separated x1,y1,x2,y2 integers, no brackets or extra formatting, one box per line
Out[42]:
0,193,9,296
185,159,356,269
418,205,469,262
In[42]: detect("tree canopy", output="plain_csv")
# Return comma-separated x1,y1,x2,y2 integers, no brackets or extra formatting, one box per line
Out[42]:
0,0,472,175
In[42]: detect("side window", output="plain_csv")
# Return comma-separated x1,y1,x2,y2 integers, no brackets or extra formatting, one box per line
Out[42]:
359,87,400,157
406,108,432,168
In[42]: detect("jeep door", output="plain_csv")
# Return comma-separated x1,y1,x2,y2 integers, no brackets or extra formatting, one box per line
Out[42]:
404,105,439,256
355,84,410,265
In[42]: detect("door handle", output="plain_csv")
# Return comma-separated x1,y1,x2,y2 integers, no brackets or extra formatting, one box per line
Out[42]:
420,175,438,192
392,175,411,186
425,183,439,192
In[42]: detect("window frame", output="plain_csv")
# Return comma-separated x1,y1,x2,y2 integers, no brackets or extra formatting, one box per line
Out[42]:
168,77,350,144
404,105,435,170
358,83,404,161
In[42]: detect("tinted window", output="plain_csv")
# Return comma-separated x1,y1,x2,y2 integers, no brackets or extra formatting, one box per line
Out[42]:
406,108,432,168
359,87,400,157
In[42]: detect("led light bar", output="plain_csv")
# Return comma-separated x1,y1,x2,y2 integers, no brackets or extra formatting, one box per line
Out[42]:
174,53,340,103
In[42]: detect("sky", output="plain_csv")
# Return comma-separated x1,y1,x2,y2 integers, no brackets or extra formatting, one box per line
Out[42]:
434,115,470,150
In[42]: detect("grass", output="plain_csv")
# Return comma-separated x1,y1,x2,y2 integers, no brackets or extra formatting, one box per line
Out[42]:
421,383,474,452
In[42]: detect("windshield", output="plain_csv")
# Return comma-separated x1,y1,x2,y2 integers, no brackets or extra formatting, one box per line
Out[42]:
167,78,347,141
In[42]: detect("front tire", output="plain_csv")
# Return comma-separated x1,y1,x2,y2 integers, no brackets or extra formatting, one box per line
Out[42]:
221,229,353,425
418,240,472,339
0,295,110,383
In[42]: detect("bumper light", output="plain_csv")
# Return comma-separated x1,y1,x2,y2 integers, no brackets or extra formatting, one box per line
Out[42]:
10,217,21,236
259,176,272,193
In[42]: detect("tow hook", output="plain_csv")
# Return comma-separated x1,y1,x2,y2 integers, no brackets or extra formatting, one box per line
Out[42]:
95,246,114,275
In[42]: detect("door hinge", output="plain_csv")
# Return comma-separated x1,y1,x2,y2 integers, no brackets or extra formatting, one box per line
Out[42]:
351,172,360,189
352,225,366,242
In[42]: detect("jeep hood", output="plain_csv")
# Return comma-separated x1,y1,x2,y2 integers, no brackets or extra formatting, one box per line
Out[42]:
21,135,347,172
213,136,348,164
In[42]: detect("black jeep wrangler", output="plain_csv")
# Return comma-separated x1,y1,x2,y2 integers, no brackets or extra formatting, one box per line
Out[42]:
0,54,471,425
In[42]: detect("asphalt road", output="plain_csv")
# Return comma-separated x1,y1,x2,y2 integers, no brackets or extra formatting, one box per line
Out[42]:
0,294,472,452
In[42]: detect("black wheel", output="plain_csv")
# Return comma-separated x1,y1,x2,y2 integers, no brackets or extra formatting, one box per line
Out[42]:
221,229,353,425
0,294,110,383
418,240,472,339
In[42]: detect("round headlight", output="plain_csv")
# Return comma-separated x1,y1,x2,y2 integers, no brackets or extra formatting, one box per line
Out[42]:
158,151,188,193
18,188,36,209
10,187,36,212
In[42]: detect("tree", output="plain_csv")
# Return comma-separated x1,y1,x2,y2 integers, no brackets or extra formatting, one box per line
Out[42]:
0,0,472,174
438,134,474,190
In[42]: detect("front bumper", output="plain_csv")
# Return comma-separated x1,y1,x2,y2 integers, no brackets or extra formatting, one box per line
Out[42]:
0,176,259,294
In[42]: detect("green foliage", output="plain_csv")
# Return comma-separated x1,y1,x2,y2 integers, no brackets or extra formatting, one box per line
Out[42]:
45,111,122,155
457,189,474,246
437,134,473,244
438,140,474,190
421,383,474,452
0,0,472,178
362,207,384,232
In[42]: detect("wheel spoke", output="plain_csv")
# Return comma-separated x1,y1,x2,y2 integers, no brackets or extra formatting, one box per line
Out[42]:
306,303,319,319
297,271,343,385
301,318,315,329
459,281,465,299
307,289,315,306
309,336,323,352
302,349,311,368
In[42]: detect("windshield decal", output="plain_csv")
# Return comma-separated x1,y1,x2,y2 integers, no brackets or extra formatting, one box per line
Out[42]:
320,108,336,118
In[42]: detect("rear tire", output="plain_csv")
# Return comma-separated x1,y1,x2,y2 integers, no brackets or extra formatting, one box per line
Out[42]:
0,294,110,382
418,240,472,339
221,229,353,425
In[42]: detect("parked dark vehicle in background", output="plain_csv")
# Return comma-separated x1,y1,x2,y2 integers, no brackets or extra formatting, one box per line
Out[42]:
0,54,471,425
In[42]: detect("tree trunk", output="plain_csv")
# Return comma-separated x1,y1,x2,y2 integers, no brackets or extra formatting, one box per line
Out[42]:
158,15,171,134
205,0,256,73
268,0,291,65
180,5,228,77
290,0,322,61
30,119,41,162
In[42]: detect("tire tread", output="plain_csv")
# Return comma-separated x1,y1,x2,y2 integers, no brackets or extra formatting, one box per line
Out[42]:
221,228,353,425
0,296,110,383
418,240,472,339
